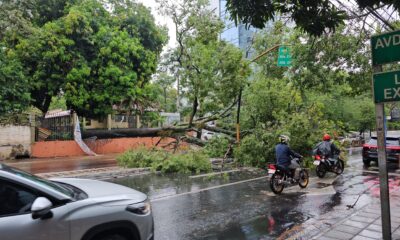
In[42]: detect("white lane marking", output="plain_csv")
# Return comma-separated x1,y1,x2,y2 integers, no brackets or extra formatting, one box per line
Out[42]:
151,175,268,202
189,169,241,179
151,176,338,201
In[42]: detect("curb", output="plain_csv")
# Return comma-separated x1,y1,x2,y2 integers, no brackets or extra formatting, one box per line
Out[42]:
38,167,152,180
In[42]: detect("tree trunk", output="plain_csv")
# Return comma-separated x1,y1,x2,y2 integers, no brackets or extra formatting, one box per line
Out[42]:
32,89,52,115
203,125,236,138
82,127,189,139
188,96,198,128
164,88,167,110
176,75,180,111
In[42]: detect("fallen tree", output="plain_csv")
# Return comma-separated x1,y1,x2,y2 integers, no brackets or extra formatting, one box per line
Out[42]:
82,127,190,139
82,98,238,146
82,124,236,146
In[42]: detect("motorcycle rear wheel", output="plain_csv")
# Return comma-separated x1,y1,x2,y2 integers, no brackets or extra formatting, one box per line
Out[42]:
316,164,326,178
298,169,309,188
270,173,284,194
335,160,344,175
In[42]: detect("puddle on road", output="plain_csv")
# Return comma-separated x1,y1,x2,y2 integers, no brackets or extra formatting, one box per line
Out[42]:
110,161,400,240
192,208,310,240
314,182,331,189
110,170,266,199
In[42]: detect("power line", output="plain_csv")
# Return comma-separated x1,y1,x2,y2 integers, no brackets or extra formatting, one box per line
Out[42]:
331,0,376,30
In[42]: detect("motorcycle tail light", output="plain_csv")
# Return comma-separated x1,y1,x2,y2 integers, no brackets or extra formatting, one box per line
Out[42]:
269,164,276,170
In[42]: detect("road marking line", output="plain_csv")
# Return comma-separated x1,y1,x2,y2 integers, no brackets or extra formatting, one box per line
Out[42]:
151,175,335,201
151,175,269,202
189,169,241,179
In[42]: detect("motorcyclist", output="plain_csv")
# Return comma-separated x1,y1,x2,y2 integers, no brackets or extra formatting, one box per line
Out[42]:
313,134,341,166
275,135,302,179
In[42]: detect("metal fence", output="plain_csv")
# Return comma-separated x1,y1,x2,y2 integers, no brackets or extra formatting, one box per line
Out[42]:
111,114,158,128
35,116,74,141
112,115,137,129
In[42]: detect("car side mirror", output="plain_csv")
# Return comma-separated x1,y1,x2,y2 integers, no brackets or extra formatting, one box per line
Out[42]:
31,197,53,220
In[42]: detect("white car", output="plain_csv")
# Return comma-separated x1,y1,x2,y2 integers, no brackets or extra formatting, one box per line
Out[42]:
0,164,153,240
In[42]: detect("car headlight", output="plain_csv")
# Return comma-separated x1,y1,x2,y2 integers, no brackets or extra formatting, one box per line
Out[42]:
126,199,151,215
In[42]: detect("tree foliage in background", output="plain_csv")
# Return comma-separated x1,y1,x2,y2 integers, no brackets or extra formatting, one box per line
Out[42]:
235,20,376,167
153,72,178,113
157,0,250,128
0,0,167,117
0,45,30,114
252,22,372,94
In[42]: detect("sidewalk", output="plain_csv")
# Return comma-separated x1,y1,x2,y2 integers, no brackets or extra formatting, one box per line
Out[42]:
2,153,119,174
282,183,400,240
314,201,400,240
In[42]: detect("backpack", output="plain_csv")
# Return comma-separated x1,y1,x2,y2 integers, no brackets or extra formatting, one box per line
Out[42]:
313,141,332,157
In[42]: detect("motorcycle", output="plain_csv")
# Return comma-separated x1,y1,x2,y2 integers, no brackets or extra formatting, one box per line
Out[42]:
313,154,344,178
268,157,309,194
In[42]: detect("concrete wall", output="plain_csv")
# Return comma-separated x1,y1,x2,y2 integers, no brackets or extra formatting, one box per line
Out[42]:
0,125,32,160
31,141,85,158
31,137,186,158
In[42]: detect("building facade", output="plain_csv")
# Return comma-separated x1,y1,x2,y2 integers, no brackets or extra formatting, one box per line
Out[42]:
212,0,256,58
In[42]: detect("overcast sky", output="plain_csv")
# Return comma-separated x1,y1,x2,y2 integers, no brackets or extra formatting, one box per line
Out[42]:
137,0,221,51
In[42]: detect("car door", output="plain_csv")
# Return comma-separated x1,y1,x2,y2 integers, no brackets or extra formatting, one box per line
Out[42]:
0,179,70,240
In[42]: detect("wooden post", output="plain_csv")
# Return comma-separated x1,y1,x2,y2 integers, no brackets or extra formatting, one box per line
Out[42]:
107,114,112,130
29,113,36,143
82,117,86,130
136,115,141,128
72,112,78,129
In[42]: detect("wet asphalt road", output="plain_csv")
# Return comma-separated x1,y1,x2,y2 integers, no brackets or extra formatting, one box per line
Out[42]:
112,151,400,240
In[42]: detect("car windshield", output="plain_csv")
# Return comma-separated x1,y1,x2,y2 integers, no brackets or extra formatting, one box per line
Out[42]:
0,164,73,198
369,138,400,146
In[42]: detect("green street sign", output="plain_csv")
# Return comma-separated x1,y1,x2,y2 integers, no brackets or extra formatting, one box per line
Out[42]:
277,46,291,67
373,70,400,103
371,29,400,65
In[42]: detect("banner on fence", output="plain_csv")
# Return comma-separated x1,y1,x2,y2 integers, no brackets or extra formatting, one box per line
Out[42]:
74,115,97,156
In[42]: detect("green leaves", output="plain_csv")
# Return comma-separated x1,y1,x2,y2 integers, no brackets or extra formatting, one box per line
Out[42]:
1,0,167,117
0,46,30,114
225,0,348,36
159,0,249,121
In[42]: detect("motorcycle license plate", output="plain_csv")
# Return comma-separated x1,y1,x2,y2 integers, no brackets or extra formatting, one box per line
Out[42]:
313,161,320,166
268,169,276,174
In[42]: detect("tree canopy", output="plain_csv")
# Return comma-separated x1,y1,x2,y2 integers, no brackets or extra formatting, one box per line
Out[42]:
157,0,250,127
225,0,400,36
0,0,167,117
234,19,378,167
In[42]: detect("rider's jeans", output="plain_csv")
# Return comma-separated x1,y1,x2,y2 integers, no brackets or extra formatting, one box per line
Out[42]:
328,158,337,166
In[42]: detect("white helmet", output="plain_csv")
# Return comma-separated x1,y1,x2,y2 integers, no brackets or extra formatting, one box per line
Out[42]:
279,135,290,144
